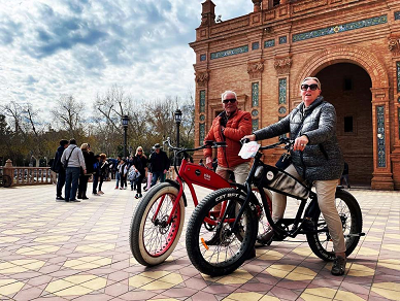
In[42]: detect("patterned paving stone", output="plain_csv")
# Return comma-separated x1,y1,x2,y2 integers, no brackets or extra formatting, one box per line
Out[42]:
1,183,400,300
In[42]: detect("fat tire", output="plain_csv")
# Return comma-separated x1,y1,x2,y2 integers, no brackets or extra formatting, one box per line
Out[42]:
129,182,185,266
186,188,258,276
306,189,362,261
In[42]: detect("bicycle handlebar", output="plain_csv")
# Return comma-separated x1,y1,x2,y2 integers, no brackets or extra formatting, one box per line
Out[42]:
163,137,226,154
259,137,294,151
240,136,293,151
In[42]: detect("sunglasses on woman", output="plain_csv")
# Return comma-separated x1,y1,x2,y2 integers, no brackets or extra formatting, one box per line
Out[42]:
301,84,319,91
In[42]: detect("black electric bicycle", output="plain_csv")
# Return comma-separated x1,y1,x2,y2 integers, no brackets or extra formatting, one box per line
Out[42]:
186,137,364,276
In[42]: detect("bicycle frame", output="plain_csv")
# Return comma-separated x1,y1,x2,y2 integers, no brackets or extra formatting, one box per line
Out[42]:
227,140,320,239
151,141,234,226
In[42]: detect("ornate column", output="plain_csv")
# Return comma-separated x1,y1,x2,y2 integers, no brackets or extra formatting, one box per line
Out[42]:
247,60,264,132
195,70,210,148
389,34,400,189
371,87,394,190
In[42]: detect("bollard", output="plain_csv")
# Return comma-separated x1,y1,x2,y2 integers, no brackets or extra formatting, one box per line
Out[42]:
3,159,14,187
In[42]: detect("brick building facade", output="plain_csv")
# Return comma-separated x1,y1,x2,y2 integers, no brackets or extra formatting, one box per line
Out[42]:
190,0,400,190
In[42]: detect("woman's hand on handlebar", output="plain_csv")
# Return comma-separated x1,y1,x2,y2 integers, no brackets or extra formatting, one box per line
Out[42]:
241,134,256,144
293,135,309,151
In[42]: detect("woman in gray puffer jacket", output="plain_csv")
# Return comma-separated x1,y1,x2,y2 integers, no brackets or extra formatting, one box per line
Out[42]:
243,76,346,276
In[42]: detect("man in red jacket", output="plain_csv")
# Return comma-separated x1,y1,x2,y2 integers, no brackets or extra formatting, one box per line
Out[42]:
204,90,252,184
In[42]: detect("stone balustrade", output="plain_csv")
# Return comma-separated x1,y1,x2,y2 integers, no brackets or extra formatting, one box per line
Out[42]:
1,159,54,187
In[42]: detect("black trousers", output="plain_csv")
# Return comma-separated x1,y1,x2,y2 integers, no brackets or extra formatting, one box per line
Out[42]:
136,175,145,194
56,171,66,197
78,175,89,198
98,175,104,191
92,173,99,194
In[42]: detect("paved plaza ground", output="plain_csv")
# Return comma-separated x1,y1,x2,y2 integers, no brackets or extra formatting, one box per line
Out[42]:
0,181,399,301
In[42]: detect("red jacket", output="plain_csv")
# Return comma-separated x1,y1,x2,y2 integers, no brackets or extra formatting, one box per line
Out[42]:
203,109,252,168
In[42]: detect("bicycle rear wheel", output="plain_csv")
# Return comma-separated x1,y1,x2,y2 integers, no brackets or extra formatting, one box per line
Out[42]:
186,188,258,276
130,182,185,266
2,175,12,188
306,189,362,261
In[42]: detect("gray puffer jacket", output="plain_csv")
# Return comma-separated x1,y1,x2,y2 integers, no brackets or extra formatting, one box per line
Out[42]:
254,96,343,181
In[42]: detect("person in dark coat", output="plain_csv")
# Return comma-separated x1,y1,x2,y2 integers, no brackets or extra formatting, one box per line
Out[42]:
78,143,95,200
243,76,346,276
149,143,170,187
131,146,148,199
52,139,69,201
98,153,108,194
92,154,101,195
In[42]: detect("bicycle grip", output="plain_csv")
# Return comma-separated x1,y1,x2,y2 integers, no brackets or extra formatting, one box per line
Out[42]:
213,141,227,148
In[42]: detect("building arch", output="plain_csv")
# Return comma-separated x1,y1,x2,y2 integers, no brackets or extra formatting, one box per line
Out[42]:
294,45,389,95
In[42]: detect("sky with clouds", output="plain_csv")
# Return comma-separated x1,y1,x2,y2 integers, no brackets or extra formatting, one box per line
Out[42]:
0,0,253,119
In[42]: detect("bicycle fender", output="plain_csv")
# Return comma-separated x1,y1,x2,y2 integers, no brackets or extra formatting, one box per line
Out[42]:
165,179,188,207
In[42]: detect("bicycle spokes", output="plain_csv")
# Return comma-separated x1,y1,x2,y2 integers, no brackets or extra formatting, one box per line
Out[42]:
143,193,181,256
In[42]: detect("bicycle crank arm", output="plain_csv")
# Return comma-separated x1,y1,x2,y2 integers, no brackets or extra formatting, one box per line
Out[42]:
344,232,365,238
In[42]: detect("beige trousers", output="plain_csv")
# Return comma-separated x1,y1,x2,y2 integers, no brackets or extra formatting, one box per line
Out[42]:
272,164,346,253
213,163,250,210
216,162,250,184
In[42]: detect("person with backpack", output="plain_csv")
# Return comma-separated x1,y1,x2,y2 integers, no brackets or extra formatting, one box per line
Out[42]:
52,139,69,201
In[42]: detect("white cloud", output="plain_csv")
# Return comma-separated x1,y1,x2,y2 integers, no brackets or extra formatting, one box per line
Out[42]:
0,0,253,120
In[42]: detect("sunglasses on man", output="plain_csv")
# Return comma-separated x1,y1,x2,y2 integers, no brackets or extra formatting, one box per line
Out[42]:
223,98,237,104
301,84,319,91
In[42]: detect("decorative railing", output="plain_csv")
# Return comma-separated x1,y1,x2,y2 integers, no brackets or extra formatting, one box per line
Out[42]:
1,161,178,187
1,159,53,187
13,167,53,185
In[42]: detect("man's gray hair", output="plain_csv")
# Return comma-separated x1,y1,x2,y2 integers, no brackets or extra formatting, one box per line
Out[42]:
221,90,237,102
301,77,321,90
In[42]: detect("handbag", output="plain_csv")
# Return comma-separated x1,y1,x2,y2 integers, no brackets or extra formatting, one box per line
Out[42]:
63,146,77,168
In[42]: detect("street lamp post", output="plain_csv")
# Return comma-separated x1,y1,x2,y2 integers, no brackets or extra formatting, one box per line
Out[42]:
174,109,182,148
174,109,182,166
122,115,129,159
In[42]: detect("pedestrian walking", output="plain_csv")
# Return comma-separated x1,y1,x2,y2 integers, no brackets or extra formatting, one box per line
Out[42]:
149,143,170,187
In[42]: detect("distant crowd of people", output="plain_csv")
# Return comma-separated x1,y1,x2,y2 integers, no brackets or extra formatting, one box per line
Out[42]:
51,139,171,202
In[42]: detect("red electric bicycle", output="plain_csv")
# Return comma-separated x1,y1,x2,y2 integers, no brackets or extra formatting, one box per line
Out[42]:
129,137,272,266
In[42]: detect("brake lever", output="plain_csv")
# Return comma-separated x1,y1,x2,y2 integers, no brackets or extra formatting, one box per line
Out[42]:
240,138,250,145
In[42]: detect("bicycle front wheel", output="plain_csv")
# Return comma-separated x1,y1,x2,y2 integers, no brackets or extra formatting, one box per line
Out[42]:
129,182,185,266
306,189,362,261
186,188,258,276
